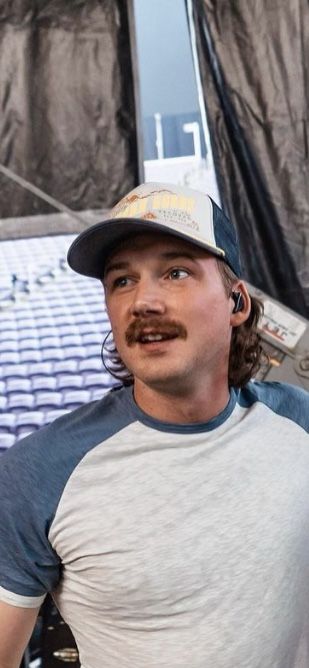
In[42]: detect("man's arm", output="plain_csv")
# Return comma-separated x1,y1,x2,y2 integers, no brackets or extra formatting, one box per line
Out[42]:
0,600,40,668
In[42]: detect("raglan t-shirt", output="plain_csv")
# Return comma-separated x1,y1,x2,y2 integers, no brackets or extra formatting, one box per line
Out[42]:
0,381,309,668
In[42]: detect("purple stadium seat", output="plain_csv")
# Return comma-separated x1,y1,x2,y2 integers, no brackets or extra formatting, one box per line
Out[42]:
73,321,94,333
19,339,40,352
35,392,63,409
1,351,19,364
78,357,103,374
31,376,57,392
0,396,7,410
6,378,32,394
67,310,88,321
58,325,80,337
92,309,107,320
19,328,38,340
83,373,111,390
16,427,34,439
16,411,45,429
28,362,53,377
20,349,42,363
62,346,86,360
35,317,55,328
37,326,59,338
63,389,91,409
82,333,102,345
51,306,74,317
41,348,64,362
54,319,76,330
17,319,36,329
53,359,78,375
0,330,18,341
1,363,28,379
45,408,69,424
40,336,61,348
1,319,16,331
0,414,16,431
16,309,33,321
96,319,110,330
65,298,84,307
83,293,99,304
0,340,19,352
61,335,83,347
8,393,35,411
56,375,83,391
90,388,110,402
16,411,45,435
0,433,16,449
83,344,101,358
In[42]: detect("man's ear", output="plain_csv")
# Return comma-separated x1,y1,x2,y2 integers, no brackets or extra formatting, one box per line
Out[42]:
230,281,251,327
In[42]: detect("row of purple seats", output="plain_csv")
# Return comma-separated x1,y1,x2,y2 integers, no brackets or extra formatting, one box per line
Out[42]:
0,408,68,433
4,388,107,413
0,411,44,432
1,315,107,331
0,389,112,447
0,357,104,380
2,396,122,435
0,323,106,341
11,294,104,320
0,323,108,341
2,372,111,395
0,380,110,412
1,345,103,364
0,333,103,352
0,236,115,451
2,306,107,321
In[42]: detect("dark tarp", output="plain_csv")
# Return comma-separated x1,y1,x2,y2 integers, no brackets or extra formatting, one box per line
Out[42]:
0,0,140,219
187,0,309,317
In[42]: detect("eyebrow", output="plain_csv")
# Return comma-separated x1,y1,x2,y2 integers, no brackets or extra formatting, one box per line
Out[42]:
104,261,131,278
104,251,199,278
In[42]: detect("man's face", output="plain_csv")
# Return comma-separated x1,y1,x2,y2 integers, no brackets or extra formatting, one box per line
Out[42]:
103,232,235,396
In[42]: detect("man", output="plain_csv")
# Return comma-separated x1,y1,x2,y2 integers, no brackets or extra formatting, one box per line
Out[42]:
0,182,308,668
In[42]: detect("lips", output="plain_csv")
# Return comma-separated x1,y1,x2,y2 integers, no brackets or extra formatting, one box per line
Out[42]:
137,331,178,344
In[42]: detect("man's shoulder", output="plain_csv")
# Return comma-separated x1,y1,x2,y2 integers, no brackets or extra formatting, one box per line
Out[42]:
0,385,134,487
0,385,137,603
41,384,134,449
238,380,309,433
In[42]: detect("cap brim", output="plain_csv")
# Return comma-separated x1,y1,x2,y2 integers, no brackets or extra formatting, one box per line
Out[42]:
67,217,224,279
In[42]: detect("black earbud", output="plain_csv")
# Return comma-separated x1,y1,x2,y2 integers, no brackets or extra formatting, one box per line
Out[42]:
232,291,244,313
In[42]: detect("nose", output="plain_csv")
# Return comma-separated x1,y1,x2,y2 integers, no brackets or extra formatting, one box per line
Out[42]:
130,280,166,318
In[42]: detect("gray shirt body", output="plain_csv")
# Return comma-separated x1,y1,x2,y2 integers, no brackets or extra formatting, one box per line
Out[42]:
0,381,308,667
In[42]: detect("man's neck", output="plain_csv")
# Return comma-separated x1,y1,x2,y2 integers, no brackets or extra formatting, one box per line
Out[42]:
133,377,230,425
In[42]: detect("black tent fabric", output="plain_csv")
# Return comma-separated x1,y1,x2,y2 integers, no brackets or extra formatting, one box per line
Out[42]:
187,0,309,317
0,0,139,218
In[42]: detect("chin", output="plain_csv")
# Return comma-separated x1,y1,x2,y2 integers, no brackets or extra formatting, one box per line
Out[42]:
135,368,190,394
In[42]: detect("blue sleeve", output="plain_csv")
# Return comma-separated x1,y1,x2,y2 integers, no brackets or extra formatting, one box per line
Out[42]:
0,432,62,601
0,388,134,605
238,381,309,433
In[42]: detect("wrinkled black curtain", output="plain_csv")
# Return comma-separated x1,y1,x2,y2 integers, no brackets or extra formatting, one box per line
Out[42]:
188,0,309,317
0,0,139,217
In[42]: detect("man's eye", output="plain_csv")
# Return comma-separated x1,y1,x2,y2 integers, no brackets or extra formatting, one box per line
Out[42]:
113,276,130,288
168,268,190,280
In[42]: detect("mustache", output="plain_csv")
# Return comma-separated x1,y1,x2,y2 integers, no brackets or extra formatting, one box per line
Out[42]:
125,317,187,346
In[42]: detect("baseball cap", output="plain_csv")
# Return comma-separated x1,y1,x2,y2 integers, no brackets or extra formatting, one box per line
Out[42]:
67,182,242,278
